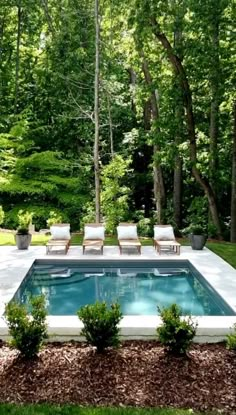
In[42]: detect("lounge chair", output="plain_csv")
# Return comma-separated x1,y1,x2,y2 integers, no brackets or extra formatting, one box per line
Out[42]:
117,223,141,255
153,225,181,255
82,223,105,254
46,223,71,255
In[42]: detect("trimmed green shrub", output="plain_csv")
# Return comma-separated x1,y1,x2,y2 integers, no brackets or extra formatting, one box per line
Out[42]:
157,303,197,355
5,295,48,359
77,301,123,353
226,324,236,350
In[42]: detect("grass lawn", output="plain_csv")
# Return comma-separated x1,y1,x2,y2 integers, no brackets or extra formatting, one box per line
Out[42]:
206,241,236,269
0,231,235,269
0,405,206,415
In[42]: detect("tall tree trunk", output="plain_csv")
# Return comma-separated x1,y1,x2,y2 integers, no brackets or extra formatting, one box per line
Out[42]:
40,0,55,34
107,94,114,158
209,17,220,192
0,11,7,99
140,52,166,222
150,18,222,238
230,101,236,242
173,155,182,228
94,0,100,222
0,11,6,68
173,17,184,230
128,67,137,114
14,3,22,115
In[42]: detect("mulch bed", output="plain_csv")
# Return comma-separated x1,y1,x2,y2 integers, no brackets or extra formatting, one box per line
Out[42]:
0,341,235,414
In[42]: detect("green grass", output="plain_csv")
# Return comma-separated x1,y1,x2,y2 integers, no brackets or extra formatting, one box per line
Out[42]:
206,241,236,269
0,404,207,415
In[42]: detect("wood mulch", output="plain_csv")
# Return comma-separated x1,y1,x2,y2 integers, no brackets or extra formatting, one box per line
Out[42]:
0,341,235,414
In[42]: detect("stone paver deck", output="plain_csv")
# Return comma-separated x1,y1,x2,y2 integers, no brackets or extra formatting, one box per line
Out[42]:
0,245,236,341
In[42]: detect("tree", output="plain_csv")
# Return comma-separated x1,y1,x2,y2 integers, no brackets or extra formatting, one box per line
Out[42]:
94,0,101,222
231,101,236,242
148,11,222,237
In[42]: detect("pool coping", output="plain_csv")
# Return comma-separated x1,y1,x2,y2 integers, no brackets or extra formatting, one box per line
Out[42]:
0,245,236,342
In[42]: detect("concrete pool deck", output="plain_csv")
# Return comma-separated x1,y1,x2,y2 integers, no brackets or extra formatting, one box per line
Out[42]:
0,245,236,342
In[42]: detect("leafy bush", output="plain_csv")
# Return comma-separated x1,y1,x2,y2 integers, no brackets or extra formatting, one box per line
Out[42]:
137,217,152,237
182,223,207,236
157,303,197,355
17,210,33,234
226,324,236,350
4,206,58,231
101,155,132,234
182,196,208,236
5,295,48,359
80,202,96,230
46,210,62,227
0,206,5,225
77,301,123,353
207,222,218,239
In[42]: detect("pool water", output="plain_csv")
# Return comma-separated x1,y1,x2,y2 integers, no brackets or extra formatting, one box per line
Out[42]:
13,260,235,316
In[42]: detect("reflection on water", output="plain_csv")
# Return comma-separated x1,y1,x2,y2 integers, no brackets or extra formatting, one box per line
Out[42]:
14,263,234,316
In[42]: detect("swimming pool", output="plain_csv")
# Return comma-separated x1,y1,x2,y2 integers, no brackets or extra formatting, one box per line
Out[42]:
13,259,235,316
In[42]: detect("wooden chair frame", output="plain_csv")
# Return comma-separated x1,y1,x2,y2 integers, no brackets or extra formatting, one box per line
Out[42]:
117,223,141,255
82,223,104,255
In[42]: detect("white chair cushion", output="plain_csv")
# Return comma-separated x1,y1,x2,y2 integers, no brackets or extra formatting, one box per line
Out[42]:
154,226,175,241
50,225,70,240
84,226,105,240
117,225,138,240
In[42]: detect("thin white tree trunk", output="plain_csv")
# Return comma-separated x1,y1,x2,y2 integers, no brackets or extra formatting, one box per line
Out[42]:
107,94,114,158
230,101,236,242
14,3,22,114
94,0,100,222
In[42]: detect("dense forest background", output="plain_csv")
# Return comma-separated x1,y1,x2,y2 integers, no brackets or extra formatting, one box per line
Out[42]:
0,0,235,240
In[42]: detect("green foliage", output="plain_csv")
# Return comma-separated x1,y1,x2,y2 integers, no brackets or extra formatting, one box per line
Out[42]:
0,206,5,225
77,302,123,353
80,202,96,230
17,210,33,234
207,222,218,239
4,206,65,231
5,295,48,359
157,304,197,355
182,224,207,236
226,324,236,350
46,211,62,228
184,197,208,233
0,0,235,242
137,217,153,237
101,155,132,234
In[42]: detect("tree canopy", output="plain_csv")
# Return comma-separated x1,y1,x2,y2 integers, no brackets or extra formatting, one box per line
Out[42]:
0,0,235,240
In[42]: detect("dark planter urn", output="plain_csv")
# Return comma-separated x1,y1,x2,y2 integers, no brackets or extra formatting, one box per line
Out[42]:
15,233,32,250
189,234,206,250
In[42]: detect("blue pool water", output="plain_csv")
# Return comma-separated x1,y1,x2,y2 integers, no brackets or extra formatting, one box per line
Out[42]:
13,260,235,316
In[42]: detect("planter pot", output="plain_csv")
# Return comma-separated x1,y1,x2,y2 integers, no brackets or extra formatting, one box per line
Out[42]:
15,233,32,250
189,234,206,250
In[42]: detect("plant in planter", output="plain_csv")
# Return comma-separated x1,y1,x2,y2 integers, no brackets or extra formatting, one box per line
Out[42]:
182,224,207,250
15,210,33,250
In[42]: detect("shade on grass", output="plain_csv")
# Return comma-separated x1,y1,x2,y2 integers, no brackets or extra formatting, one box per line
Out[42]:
0,404,204,415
